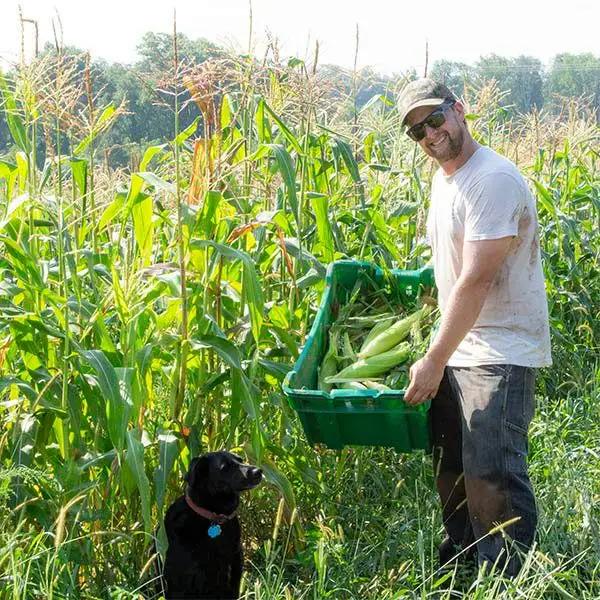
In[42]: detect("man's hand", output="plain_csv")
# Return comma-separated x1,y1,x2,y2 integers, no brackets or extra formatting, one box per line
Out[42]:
404,354,445,405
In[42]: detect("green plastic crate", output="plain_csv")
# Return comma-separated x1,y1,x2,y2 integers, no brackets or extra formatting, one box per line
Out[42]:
283,260,435,453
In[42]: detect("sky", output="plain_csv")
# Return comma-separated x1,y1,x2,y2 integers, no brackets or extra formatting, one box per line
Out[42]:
1,0,598,74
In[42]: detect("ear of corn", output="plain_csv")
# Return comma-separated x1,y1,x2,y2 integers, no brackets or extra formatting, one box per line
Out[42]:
341,381,367,390
325,341,411,383
346,312,395,329
363,380,391,391
359,314,398,352
411,319,423,346
358,306,430,359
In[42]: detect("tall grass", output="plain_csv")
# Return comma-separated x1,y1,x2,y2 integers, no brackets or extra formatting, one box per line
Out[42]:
0,39,598,599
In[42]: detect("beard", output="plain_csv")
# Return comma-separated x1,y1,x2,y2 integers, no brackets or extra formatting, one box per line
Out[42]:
422,126,464,164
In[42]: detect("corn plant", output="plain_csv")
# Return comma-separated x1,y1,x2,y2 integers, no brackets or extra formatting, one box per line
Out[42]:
0,40,597,598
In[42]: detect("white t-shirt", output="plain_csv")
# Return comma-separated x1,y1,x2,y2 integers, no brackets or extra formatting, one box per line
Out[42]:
426,146,552,368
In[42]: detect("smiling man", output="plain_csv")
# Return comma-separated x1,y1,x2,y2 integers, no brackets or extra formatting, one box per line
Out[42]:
398,79,551,576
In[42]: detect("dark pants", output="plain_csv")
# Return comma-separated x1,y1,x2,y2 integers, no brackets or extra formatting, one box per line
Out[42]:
431,364,537,576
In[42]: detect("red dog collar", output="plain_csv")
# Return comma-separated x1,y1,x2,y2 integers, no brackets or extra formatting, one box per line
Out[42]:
185,494,237,525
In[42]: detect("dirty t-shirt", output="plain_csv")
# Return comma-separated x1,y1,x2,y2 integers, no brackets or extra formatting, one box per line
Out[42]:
426,145,552,367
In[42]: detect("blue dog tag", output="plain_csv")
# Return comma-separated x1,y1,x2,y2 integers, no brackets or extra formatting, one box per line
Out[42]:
208,524,222,538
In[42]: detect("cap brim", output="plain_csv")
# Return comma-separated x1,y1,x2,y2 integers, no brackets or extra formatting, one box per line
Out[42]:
400,98,445,126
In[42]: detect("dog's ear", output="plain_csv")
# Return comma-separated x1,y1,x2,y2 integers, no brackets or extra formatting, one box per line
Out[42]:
185,455,209,488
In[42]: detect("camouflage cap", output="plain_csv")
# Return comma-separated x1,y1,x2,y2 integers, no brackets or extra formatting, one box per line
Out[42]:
397,78,457,126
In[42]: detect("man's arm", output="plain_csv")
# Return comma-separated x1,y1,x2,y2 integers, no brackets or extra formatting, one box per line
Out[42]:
404,236,513,405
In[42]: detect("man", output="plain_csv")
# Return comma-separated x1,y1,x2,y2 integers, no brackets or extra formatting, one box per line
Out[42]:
399,79,552,576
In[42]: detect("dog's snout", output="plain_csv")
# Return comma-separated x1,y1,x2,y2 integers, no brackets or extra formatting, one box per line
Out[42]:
249,467,263,481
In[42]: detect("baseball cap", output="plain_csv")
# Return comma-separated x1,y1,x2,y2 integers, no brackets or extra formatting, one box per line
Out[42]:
397,78,457,126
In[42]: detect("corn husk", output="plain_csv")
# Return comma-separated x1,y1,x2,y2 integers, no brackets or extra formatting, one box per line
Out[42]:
326,341,411,383
318,329,339,392
358,306,430,359
385,368,410,389
359,314,398,352
342,331,357,362
363,380,391,391
340,381,368,390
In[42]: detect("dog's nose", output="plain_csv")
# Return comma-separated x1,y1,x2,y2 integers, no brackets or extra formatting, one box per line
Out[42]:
249,467,263,481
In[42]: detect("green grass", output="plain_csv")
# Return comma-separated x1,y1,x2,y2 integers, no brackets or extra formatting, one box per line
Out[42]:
2,388,599,598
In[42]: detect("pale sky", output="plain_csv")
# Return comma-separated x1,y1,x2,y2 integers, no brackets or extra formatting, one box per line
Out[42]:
1,0,598,74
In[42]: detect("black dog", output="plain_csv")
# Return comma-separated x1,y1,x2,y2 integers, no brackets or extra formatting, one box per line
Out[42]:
162,451,263,599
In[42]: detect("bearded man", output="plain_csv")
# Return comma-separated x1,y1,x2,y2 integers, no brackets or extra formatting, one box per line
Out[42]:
399,78,551,576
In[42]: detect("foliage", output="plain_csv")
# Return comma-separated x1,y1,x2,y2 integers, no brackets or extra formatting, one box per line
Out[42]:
0,33,598,599
475,55,545,113
0,32,598,167
546,52,600,109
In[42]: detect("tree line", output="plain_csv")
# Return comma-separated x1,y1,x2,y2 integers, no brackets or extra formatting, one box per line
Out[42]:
1,31,598,167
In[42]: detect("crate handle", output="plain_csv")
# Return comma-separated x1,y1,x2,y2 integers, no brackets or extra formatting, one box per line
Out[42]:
282,370,295,393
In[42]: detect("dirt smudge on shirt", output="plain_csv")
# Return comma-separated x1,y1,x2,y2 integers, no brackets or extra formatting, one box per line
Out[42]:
510,206,531,254
492,264,510,294
529,234,540,267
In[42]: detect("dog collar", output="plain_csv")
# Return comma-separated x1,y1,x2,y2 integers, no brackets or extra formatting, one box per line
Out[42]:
185,494,237,525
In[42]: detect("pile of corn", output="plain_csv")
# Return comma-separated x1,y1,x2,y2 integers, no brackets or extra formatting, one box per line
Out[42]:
318,282,436,393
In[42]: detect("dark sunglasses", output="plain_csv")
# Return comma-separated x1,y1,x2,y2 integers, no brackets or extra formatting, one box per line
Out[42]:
406,101,455,142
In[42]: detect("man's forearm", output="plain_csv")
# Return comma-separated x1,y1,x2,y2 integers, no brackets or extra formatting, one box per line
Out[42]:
427,276,493,366
404,237,512,405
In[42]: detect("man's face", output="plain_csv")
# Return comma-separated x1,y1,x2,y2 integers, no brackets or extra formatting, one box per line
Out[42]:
405,102,466,164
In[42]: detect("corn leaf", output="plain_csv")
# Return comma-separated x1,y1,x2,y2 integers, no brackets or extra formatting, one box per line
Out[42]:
125,428,153,540
99,191,127,229
0,76,30,153
190,335,260,422
0,192,29,231
190,335,243,371
175,116,200,146
255,99,272,144
262,102,303,154
0,160,18,200
154,430,180,513
70,158,88,198
15,152,28,194
190,240,264,344
132,194,153,266
331,137,361,183
81,350,131,452
139,144,167,171
73,105,118,155
311,195,335,263
264,144,300,229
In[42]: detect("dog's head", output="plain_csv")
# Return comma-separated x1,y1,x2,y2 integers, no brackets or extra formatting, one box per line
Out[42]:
185,451,263,496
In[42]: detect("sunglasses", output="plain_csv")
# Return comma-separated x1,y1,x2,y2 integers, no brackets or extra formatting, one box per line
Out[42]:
406,101,455,142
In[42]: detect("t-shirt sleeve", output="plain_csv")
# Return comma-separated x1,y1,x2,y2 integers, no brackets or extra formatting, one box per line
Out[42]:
464,172,523,241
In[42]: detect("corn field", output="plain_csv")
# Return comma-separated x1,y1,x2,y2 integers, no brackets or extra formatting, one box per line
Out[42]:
0,39,598,599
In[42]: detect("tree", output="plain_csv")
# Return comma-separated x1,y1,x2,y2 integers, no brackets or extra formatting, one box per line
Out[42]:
430,60,475,99
546,53,600,113
476,54,544,114
510,56,544,113
136,32,223,74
